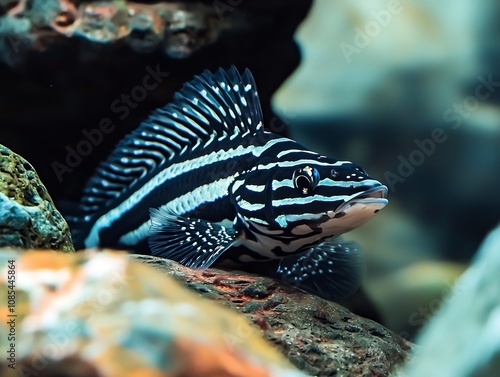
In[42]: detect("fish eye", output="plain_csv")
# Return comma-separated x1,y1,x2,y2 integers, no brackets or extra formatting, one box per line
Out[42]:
293,166,319,195
330,169,339,178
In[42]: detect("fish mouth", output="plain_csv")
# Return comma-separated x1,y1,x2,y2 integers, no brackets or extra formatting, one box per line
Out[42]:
353,185,388,201
335,185,388,213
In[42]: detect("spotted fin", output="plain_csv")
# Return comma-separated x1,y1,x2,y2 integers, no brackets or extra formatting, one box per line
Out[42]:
271,239,363,301
148,207,237,269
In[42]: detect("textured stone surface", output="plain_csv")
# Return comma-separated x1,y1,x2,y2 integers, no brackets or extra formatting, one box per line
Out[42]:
0,0,311,61
0,250,305,377
0,144,73,251
396,225,500,377
0,0,223,62
133,254,412,376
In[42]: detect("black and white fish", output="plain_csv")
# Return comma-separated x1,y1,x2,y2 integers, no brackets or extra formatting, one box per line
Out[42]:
68,67,388,300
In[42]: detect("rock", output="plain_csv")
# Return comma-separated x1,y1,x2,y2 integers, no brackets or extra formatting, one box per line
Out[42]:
0,250,305,377
0,144,73,251
0,0,311,62
0,249,411,376
396,224,500,377
274,0,477,122
133,254,412,376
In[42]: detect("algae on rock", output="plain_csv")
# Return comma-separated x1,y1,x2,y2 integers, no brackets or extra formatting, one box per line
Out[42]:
0,144,73,251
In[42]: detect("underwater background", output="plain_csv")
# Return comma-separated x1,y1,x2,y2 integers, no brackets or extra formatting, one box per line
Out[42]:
273,0,500,338
0,0,498,340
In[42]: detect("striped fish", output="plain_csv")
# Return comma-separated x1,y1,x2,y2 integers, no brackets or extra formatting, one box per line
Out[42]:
68,66,388,301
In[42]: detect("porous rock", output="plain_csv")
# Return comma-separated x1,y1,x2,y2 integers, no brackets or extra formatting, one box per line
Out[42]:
133,254,413,376
0,250,305,377
0,0,311,61
0,144,73,251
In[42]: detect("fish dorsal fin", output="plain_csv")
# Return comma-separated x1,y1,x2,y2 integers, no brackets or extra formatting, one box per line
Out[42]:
77,66,264,214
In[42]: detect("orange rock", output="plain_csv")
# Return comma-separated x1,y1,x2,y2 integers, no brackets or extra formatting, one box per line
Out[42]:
172,337,270,377
0,249,304,377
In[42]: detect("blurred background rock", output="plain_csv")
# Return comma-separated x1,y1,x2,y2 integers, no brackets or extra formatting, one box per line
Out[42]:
0,0,498,339
396,225,500,377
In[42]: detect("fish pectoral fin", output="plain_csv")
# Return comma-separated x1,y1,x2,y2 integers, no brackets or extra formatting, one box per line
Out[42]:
148,207,237,269
272,238,364,301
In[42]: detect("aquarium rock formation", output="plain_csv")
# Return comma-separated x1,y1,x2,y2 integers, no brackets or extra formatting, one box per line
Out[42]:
0,0,223,64
396,224,500,377
0,248,412,377
135,254,412,376
0,0,310,64
0,144,73,251
0,250,306,377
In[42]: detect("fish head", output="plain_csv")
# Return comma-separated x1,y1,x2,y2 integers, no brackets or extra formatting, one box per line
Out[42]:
231,157,388,241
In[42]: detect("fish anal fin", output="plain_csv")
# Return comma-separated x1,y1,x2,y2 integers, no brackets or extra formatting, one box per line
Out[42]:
273,238,363,301
148,207,237,269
